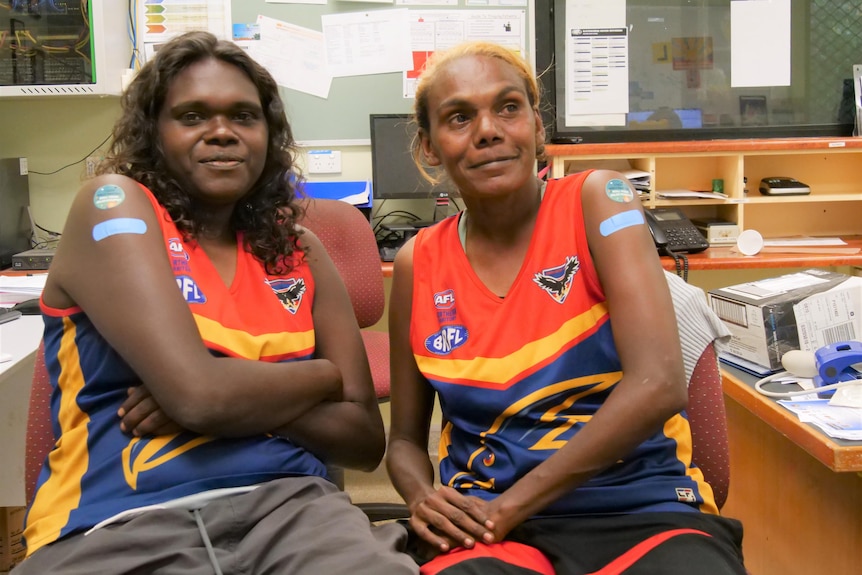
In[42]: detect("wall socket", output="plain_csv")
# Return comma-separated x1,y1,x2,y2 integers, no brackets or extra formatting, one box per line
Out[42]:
85,156,99,178
307,150,342,174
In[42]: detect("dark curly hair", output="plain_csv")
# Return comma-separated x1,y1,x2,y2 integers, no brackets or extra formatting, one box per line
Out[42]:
97,31,303,274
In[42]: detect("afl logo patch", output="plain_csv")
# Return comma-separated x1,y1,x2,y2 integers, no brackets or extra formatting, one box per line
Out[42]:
167,238,190,260
267,278,306,314
425,325,469,355
434,289,455,309
176,276,206,304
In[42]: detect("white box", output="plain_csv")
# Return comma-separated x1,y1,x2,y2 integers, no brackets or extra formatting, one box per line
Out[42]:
708,270,862,371
692,219,739,245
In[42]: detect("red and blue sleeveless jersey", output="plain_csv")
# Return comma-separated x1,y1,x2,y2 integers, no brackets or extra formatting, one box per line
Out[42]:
409,171,717,517
25,185,327,555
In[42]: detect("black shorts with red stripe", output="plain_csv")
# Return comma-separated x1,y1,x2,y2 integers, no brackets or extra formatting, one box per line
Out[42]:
417,512,746,575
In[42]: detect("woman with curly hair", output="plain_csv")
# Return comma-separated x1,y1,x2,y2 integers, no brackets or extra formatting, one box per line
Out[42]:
17,30,417,575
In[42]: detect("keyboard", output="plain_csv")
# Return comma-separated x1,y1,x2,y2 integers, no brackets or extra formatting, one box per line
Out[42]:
0,307,22,325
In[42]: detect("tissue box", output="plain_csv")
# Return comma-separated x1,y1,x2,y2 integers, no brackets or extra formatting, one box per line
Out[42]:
708,269,862,371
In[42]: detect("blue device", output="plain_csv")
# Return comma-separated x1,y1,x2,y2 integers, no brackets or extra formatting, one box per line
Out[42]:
813,341,862,398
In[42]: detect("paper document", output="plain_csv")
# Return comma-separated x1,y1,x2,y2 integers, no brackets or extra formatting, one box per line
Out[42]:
0,274,46,294
0,274,46,304
656,189,727,200
763,237,847,247
778,398,862,441
620,169,650,191
322,9,413,78
250,16,332,99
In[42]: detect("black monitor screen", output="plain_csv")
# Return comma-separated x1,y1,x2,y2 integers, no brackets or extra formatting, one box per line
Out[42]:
0,0,93,87
370,114,448,200
535,0,860,143
627,108,703,129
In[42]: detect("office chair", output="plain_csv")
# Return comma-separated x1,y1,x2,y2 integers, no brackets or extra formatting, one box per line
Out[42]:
299,198,409,521
686,342,730,510
25,342,51,505
299,198,391,400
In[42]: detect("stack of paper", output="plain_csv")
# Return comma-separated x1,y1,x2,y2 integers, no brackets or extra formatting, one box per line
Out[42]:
778,398,862,440
656,189,728,200
762,236,847,247
621,169,651,193
0,274,47,304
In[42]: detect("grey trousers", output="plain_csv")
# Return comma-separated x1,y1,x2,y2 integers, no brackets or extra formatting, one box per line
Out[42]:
15,476,419,575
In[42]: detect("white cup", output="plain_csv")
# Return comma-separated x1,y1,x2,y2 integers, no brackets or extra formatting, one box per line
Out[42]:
736,229,764,256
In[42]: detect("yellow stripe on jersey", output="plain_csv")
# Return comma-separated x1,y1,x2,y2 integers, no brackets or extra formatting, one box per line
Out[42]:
463,371,620,470
122,435,214,490
193,313,314,360
415,301,609,387
25,318,91,554
439,420,453,462
662,414,718,515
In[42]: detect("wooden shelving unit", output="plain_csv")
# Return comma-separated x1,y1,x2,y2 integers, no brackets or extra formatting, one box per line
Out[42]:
545,137,862,238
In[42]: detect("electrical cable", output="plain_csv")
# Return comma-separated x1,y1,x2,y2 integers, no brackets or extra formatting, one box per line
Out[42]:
754,371,862,398
128,0,140,69
29,132,111,176
371,209,426,235
661,246,689,282
34,220,60,236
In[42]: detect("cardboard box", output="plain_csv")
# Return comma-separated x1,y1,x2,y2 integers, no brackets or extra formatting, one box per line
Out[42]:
708,269,862,371
691,218,740,245
0,506,25,572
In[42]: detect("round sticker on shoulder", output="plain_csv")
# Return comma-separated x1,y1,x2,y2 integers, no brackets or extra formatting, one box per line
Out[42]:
605,179,634,203
93,184,126,210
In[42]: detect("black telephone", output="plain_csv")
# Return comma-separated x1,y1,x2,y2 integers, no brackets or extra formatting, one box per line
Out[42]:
645,207,709,254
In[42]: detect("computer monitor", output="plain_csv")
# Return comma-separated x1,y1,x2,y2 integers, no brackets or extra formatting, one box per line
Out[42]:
0,0,128,97
0,158,31,268
369,114,448,201
627,108,704,129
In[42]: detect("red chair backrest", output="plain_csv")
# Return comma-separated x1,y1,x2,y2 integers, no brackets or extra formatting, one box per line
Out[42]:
687,343,730,509
26,342,54,504
300,198,391,400
300,199,385,329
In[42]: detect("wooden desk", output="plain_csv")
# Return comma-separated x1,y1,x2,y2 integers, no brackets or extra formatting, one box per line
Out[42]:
0,315,43,507
381,237,862,278
661,237,862,272
720,367,862,575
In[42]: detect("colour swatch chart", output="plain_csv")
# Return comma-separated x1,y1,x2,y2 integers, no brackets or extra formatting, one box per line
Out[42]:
141,0,232,44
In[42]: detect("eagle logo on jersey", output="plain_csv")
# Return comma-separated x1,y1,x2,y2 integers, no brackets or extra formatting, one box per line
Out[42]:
266,278,306,314
533,256,579,304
